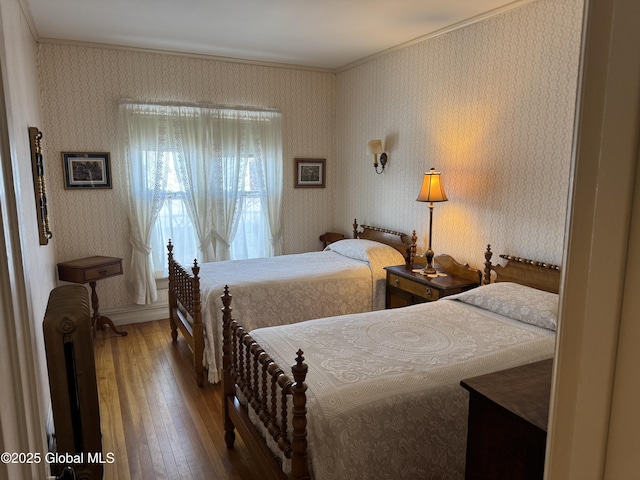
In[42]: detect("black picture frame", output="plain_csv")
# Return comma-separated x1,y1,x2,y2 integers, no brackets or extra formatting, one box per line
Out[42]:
62,152,112,189
295,158,325,188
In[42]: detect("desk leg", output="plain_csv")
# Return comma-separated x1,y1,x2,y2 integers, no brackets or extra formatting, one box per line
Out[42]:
89,281,127,336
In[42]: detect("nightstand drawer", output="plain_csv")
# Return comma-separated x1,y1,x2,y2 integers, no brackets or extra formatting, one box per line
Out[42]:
84,262,123,282
58,256,123,284
385,259,481,309
388,272,440,301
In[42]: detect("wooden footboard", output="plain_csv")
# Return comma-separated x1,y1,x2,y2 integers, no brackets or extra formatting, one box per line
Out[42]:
221,286,310,480
167,240,206,386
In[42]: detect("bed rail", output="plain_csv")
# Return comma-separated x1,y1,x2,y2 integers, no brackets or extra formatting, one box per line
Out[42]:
167,240,206,385
221,286,310,480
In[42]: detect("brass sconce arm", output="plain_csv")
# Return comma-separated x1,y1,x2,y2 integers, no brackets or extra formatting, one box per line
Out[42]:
374,152,387,174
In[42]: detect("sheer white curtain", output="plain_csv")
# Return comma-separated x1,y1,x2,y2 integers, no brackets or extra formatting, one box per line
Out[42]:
173,106,217,263
120,101,283,304
119,103,174,304
174,108,283,260
251,112,284,255
205,110,248,261
229,155,270,259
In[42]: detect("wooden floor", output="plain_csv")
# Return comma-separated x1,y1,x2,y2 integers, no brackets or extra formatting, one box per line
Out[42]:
94,319,263,480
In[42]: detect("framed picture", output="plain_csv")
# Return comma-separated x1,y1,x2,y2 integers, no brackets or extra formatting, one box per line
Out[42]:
295,158,325,188
62,152,112,189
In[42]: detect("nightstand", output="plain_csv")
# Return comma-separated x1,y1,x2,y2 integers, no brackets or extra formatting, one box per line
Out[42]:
384,254,481,308
57,256,127,336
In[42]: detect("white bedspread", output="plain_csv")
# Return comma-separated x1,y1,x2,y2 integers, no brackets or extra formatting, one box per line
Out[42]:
249,283,558,479
198,240,405,383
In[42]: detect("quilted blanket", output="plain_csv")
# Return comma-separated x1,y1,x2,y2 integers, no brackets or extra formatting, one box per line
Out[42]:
249,282,558,479
198,239,405,383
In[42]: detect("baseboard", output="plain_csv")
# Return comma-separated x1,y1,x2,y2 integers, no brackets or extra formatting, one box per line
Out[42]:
102,300,168,326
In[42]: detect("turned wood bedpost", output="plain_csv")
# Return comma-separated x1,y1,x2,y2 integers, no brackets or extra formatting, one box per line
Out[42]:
409,230,417,268
290,350,310,480
167,240,178,341
190,260,205,386
483,244,493,285
353,218,358,238
221,285,236,448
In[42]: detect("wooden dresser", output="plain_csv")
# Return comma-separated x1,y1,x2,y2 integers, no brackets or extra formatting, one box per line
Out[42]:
460,359,553,480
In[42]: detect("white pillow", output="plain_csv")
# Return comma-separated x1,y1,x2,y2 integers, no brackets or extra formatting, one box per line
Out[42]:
450,282,559,331
325,238,402,264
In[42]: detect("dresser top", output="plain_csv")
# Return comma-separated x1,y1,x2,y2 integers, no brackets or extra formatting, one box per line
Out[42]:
460,358,553,431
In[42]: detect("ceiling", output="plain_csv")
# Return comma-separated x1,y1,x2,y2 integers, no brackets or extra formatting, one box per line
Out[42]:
23,0,529,71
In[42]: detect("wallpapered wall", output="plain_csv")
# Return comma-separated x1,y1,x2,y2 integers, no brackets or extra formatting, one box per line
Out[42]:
1,0,59,443
38,0,584,312
38,47,336,309
335,0,584,270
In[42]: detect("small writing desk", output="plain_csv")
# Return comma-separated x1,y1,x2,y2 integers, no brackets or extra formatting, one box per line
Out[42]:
57,256,127,336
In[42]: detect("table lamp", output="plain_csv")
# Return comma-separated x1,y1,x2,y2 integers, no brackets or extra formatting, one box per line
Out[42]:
416,167,448,274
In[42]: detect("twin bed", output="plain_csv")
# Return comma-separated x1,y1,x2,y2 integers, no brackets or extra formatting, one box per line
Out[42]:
167,220,416,385
219,245,561,480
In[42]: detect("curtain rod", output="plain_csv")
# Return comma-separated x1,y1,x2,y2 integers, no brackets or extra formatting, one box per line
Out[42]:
118,98,280,114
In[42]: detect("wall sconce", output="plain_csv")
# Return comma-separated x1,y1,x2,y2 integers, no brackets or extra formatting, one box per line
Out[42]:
367,139,387,174
416,167,448,274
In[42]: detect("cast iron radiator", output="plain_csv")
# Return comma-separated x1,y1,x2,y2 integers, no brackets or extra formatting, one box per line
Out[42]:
43,284,103,479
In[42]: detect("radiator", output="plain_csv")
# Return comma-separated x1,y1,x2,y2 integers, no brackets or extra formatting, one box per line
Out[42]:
43,284,103,479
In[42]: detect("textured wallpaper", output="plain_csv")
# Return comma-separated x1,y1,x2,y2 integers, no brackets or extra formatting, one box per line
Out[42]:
335,0,583,271
37,0,584,312
37,47,336,309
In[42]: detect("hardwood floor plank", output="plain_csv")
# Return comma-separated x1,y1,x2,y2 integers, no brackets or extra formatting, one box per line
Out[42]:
142,326,212,480
132,327,177,480
159,333,231,478
95,331,131,480
116,332,157,480
94,320,263,480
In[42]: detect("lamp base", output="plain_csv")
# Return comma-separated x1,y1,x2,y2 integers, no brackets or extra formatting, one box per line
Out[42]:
423,248,436,275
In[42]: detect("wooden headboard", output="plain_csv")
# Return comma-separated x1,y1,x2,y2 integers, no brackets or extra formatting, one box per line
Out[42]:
483,244,561,294
352,219,417,266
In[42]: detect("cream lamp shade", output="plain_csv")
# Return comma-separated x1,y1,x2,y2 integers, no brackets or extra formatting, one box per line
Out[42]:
416,168,448,203
367,139,383,155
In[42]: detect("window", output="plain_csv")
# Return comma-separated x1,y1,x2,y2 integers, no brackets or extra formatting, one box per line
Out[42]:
150,154,269,277
120,102,283,304
149,152,198,277
229,156,270,260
